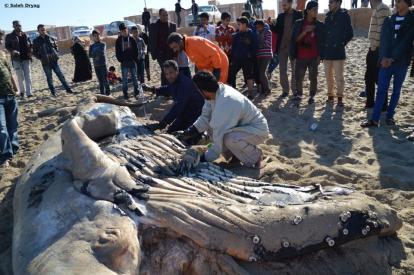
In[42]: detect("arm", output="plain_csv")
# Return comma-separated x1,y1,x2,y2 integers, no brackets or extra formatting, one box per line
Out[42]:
161,88,190,125
208,25,216,41
343,12,354,45
5,35,15,54
379,17,391,60
115,39,123,63
32,39,40,59
155,84,173,97
194,101,212,133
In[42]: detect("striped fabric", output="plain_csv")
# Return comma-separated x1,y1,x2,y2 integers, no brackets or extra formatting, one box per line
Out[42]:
256,29,273,58
368,3,391,50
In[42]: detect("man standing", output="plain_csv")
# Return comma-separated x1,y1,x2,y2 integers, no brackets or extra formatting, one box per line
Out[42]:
33,24,72,97
5,20,32,98
193,12,216,41
142,8,151,34
0,36,19,167
361,0,414,128
216,12,236,60
191,0,199,26
143,60,204,133
272,0,303,97
168,32,229,83
115,23,140,100
89,30,110,95
364,0,391,109
291,1,325,104
175,0,184,28
149,8,177,85
177,71,269,169
322,0,353,107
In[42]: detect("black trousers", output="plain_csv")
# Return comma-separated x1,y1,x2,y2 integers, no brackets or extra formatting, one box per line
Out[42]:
365,48,387,109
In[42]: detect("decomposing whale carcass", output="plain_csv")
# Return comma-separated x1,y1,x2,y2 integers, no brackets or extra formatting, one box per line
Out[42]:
13,102,403,275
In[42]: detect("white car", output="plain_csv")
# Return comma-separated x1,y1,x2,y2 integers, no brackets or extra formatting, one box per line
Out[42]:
185,5,221,27
71,26,93,38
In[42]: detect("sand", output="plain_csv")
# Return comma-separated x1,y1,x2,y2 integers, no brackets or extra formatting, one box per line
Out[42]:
0,37,413,274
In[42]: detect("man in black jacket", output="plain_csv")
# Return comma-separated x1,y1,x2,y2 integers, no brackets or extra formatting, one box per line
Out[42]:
175,0,184,28
33,24,72,97
322,0,353,107
115,23,140,100
5,20,33,98
142,8,151,34
149,8,177,85
272,0,303,97
143,60,204,133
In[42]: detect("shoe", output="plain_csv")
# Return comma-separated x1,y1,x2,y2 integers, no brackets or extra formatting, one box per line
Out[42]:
27,94,33,98
293,95,302,101
361,119,379,128
66,89,73,94
20,93,24,98
385,118,396,126
326,96,334,103
281,92,289,98
407,132,414,141
51,92,57,97
337,97,344,107
123,95,129,100
0,160,9,168
308,97,315,105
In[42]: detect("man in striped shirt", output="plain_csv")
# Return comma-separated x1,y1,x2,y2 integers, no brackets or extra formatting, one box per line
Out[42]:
364,0,391,109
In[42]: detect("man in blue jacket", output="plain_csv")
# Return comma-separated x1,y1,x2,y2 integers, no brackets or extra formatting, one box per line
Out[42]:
143,60,204,133
322,0,353,107
362,0,414,128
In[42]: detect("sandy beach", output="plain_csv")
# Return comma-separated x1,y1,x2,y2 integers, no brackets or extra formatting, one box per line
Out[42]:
0,37,413,274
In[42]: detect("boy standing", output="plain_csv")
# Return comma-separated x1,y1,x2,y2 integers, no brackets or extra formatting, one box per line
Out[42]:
89,30,110,95
193,12,215,41
131,26,146,84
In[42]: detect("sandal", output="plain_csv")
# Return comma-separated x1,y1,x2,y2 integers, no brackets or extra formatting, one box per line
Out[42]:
407,132,414,141
385,118,396,126
361,120,379,128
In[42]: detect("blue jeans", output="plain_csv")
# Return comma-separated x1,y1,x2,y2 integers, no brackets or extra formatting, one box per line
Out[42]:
267,54,279,75
95,66,110,95
42,61,70,93
0,96,19,165
372,64,408,122
121,63,140,97
136,59,145,84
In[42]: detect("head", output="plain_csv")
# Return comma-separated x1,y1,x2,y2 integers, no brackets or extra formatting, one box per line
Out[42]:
266,17,272,24
167,32,184,53
159,8,169,23
282,0,293,12
178,0,180,3
199,12,210,26
109,66,116,72
131,26,138,37
254,19,265,32
396,0,412,14
72,36,81,44
192,0,195,4
304,1,319,20
119,23,128,37
144,7,147,12
241,11,251,19
193,71,219,100
13,20,22,32
162,60,180,84
221,12,231,26
328,0,342,12
369,0,381,8
237,17,249,32
37,24,46,36
92,30,101,42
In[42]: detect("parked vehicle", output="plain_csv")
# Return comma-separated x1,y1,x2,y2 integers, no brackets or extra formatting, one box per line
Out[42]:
103,20,137,36
185,5,221,27
71,26,93,38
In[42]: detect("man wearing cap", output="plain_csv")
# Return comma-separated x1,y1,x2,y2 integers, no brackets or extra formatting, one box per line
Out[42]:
167,32,229,83
115,23,140,100
5,20,33,98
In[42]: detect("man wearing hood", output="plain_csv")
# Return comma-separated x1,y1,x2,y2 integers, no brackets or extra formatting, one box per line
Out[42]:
149,8,177,85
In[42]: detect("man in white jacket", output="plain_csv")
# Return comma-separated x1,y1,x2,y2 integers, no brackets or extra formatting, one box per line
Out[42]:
177,71,269,168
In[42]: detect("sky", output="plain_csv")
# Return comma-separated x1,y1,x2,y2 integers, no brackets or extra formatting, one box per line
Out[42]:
0,0,393,31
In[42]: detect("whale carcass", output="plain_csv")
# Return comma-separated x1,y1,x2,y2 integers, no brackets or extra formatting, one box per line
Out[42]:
13,102,403,274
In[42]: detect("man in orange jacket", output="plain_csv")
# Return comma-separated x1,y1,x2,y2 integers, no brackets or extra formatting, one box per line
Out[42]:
167,32,228,83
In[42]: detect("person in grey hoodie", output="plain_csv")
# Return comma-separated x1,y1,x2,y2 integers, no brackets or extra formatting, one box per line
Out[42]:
89,30,110,95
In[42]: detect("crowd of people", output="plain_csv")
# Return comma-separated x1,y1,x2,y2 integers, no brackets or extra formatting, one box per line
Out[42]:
0,0,414,169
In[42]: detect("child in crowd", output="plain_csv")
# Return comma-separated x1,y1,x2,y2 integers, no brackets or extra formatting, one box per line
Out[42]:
107,66,121,85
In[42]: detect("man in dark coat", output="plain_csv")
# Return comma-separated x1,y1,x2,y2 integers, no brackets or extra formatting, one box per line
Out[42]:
272,0,303,97
142,8,151,34
5,20,33,98
148,8,177,85
322,0,353,107
143,60,204,133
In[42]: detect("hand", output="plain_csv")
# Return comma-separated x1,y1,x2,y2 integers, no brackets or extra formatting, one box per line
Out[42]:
177,148,202,174
12,50,20,57
380,58,392,68
142,83,155,93
175,126,200,143
146,122,166,132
